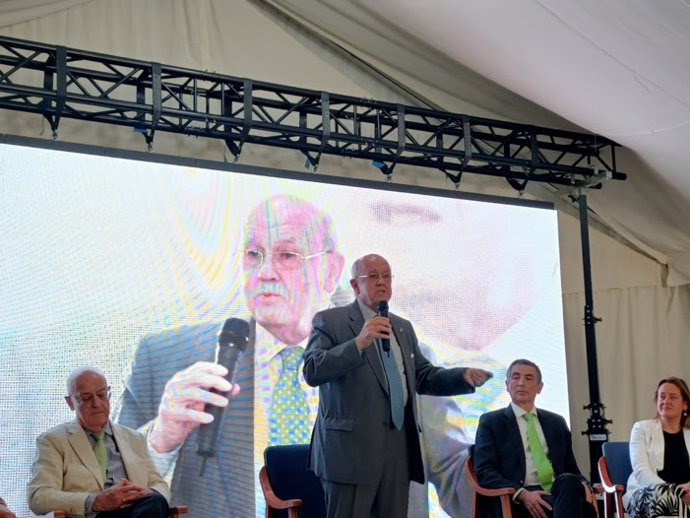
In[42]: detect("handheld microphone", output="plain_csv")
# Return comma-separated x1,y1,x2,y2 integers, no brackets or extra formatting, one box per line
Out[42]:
377,300,390,353
197,318,250,469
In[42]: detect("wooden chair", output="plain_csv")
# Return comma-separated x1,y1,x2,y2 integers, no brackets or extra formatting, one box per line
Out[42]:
464,454,516,518
259,444,326,518
466,451,600,518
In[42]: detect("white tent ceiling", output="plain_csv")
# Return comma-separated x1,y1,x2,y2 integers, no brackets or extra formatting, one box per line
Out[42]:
2,0,689,283
269,0,690,284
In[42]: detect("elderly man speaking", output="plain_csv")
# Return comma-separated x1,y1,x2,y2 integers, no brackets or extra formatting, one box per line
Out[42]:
303,253,493,518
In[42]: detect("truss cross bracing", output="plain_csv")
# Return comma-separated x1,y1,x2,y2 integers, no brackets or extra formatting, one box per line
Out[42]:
0,36,626,189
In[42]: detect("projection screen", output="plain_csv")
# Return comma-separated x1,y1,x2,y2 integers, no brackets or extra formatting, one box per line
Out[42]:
0,137,568,518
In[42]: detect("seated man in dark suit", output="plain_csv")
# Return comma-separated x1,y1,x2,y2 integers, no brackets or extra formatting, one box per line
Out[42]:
474,358,595,518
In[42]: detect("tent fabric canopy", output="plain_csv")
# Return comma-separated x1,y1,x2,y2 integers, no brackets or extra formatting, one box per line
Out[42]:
267,0,690,286
0,0,91,25
1,0,688,480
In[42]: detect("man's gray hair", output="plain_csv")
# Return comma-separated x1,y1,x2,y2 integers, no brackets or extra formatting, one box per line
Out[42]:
66,366,106,395
506,359,542,383
350,254,386,279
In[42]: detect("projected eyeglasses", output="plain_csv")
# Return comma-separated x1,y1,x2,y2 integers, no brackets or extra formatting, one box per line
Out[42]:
238,249,329,270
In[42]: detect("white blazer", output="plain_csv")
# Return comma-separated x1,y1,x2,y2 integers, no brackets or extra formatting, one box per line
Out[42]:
624,418,690,507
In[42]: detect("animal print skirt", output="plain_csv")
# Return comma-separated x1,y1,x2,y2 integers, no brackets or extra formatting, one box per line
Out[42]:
628,483,689,518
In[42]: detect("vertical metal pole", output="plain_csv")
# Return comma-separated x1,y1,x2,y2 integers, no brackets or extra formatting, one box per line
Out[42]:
578,190,610,482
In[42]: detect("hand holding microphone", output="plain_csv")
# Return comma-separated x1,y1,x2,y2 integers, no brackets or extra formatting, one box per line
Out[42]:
354,301,392,351
149,361,237,454
147,318,250,471
197,318,251,460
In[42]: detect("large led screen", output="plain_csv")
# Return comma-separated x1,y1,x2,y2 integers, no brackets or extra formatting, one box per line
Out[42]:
0,139,568,518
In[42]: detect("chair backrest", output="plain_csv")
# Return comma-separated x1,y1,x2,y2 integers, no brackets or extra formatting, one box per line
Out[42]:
465,444,515,518
602,441,632,489
264,444,326,518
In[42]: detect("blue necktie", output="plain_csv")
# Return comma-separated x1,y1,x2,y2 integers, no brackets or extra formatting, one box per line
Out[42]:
268,346,311,445
380,342,405,430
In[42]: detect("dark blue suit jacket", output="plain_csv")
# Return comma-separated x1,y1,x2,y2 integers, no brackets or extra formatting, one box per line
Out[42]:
474,405,582,491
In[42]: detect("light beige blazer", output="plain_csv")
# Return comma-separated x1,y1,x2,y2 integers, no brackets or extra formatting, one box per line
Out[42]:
27,420,170,518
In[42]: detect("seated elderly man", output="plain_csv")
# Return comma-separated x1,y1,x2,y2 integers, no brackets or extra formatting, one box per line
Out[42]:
28,367,170,518
0,497,16,518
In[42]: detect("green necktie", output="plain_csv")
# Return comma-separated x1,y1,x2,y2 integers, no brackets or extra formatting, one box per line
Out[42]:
268,347,310,445
92,431,107,482
523,412,554,491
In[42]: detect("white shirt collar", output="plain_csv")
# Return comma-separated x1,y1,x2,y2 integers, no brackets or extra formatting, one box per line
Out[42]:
356,299,378,320
254,323,309,367
511,401,538,419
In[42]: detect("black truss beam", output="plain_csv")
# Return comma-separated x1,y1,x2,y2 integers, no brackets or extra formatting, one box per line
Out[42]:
0,35,626,188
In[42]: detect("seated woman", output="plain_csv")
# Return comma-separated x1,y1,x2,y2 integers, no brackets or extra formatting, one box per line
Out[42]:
625,376,690,518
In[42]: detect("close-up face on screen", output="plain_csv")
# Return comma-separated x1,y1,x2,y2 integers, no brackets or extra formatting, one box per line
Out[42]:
0,141,568,518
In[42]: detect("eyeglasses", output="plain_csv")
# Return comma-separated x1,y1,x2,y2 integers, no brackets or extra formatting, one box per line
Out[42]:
356,273,394,283
71,387,111,404
238,249,329,271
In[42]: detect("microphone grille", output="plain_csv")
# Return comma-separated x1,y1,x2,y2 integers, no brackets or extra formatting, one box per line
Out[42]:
377,300,389,315
217,318,250,351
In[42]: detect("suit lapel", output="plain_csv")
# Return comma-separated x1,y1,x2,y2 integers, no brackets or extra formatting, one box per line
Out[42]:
651,419,665,467
390,314,415,395
504,406,526,478
537,410,561,473
112,423,142,486
537,410,558,453
348,302,388,394
67,421,103,489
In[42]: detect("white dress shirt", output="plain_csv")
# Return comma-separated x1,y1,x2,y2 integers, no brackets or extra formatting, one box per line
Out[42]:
357,299,409,405
511,402,551,487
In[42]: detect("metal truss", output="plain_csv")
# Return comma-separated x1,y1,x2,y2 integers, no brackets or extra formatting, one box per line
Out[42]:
0,35,626,189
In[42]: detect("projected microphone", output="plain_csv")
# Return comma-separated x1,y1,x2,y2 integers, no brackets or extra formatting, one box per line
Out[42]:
377,300,390,353
197,318,251,473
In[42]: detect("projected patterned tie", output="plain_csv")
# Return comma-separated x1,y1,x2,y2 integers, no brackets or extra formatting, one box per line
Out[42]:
268,346,310,445
92,431,107,482
523,412,554,491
